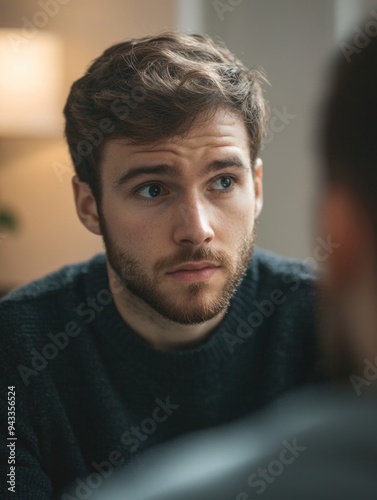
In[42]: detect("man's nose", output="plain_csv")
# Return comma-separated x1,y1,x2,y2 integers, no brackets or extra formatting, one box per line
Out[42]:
172,196,215,247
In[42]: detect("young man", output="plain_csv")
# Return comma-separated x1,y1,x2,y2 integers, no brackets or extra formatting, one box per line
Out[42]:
0,33,321,498
90,24,377,500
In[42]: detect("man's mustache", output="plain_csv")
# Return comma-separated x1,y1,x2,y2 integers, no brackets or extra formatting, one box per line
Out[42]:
154,247,232,273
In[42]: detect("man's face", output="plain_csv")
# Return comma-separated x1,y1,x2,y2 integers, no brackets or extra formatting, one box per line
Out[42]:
97,108,263,325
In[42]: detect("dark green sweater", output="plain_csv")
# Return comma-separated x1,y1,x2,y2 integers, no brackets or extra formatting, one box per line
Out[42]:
0,248,321,499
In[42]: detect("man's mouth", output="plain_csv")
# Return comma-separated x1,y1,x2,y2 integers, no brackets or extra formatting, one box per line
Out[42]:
168,261,220,272
166,262,221,283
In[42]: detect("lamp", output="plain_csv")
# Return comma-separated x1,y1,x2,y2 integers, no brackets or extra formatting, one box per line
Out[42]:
0,29,63,137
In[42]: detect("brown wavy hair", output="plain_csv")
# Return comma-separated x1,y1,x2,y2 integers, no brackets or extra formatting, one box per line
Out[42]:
64,32,268,201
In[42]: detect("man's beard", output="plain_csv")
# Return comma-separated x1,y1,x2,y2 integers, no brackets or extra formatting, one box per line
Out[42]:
99,214,257,325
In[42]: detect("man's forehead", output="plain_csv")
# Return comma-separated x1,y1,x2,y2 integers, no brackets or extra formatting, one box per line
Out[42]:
103,110,250,161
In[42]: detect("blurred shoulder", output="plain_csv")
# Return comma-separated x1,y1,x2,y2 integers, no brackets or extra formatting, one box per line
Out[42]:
0,253,106,316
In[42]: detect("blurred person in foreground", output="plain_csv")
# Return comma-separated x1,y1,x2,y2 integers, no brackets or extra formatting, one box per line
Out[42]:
0,33,322,498
87,18,377,500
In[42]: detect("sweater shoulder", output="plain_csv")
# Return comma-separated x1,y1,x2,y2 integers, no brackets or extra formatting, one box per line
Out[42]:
0,254,107,367
251,247,315,285
0,253,106,308
245,247,317,310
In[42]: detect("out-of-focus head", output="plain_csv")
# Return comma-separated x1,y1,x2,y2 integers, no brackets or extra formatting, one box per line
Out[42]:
320,19,377,381
64,31,267,202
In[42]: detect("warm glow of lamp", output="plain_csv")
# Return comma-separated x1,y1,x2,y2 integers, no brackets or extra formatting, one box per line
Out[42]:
0,29,63,137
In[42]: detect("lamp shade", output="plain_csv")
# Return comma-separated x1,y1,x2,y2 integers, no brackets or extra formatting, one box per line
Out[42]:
0,29,63,137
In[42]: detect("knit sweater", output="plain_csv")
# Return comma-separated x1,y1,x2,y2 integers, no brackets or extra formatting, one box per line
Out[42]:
0,248,321,499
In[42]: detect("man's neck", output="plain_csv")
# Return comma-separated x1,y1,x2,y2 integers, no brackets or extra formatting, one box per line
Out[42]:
107,263,226,351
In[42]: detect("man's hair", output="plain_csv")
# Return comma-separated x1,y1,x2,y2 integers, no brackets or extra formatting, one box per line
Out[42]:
64,31,268,201
321,21,377,225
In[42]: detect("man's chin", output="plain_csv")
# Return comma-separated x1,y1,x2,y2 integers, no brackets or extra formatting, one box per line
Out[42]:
120,278,224,324
152,266,249,325
156,306,225,326
150,291,228,325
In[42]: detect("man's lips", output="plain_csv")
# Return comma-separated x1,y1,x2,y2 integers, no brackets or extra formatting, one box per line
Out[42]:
167,262,220,273
166,262,221,283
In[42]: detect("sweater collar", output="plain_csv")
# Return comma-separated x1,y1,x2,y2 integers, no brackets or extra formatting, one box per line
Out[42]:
84,251,260,376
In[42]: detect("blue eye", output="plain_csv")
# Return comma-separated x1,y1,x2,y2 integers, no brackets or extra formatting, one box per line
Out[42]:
212,176,234,190
136,184,163,198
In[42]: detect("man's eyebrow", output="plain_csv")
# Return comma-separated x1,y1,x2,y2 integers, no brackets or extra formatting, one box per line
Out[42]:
114,155,249,188
114,164,179,187
202,156,249,176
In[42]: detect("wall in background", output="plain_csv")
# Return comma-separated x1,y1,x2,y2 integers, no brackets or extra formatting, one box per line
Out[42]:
0,0,177,287
0,0,373,287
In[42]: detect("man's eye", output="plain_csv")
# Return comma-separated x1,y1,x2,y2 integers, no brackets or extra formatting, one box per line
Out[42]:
136,184,165,199
211,176,235,190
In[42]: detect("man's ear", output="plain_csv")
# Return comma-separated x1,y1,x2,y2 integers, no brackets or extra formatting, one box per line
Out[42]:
254,158,263,218
72,175,102,235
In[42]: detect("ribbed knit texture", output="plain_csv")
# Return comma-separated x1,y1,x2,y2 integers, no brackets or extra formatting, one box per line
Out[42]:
0,248,322,499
